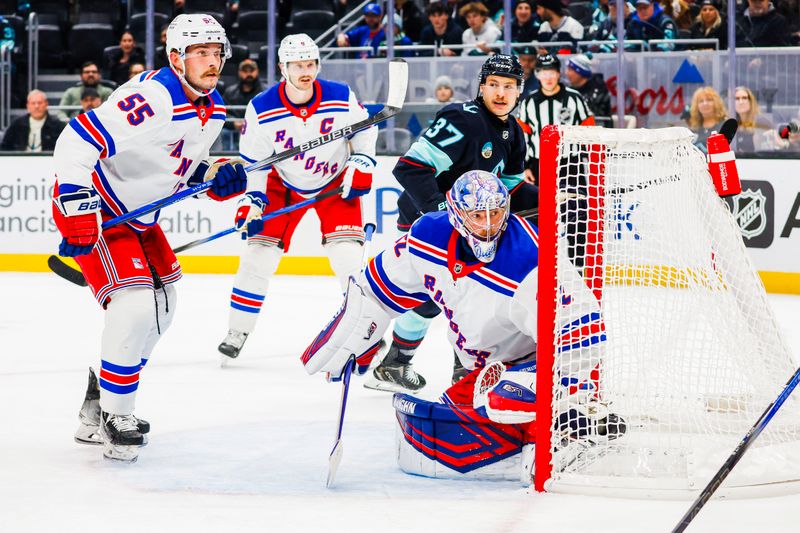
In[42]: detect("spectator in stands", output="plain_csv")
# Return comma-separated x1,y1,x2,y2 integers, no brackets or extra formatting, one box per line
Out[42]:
688,86,728,153
105,32,146,87
626,0,677,51
426,75,455,103
59,62,114,119
460,2,502,55
733,86,783,152
588,1,635,50
512,0,540,42
0,15,15,53
378,13,415,56
536,0,585,47
592,0,610,27
1,90,65,152
566,54,612,121
660,0,693,31
689,0,727,49
79,88,102,115
337,3,385,58
129,63,145,80
420,2,463,56
396,0,425,43
517,44,539,97
223,58,263,150
736,0,791,46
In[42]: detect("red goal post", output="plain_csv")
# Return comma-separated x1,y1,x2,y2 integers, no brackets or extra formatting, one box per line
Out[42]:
534,124,800,498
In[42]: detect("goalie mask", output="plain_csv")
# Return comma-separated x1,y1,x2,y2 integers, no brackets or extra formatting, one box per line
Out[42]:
446,170,510,263
278,33,320,91
166,14,231,97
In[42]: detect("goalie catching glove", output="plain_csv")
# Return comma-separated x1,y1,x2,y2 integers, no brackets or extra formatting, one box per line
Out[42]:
301,275,391,379
234,191,269,238
53,187,102,257
341,153,376,201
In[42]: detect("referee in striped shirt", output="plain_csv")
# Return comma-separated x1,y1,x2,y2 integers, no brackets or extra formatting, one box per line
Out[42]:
518,53,594,268
517,53,594,184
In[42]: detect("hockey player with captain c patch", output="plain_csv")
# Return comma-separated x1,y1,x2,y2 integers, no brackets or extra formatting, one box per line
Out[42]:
301,171,623,480
217,33,378,362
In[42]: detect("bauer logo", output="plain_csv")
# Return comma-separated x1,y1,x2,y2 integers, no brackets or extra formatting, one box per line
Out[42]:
728,181,774,248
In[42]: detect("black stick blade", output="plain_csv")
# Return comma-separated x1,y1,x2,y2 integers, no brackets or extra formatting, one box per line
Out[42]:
47,255,88,287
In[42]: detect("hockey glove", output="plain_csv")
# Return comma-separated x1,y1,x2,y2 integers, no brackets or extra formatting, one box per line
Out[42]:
234,191,269,239
195,157,248,201
53,188,102,257
341,153,376,201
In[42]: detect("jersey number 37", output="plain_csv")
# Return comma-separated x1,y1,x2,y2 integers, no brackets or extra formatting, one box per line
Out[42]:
118,93,154,126
424,118,463,148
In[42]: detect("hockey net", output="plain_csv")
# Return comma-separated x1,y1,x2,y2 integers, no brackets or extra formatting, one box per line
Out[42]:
534,125,800,499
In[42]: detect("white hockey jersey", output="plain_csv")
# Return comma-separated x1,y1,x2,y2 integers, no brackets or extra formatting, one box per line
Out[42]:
362,212,606,373
53,68,226,231
239,79,377,197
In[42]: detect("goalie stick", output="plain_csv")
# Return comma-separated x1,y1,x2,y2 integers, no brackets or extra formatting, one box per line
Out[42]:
671,365,800,532
49,187,344,287
326,222,376,489
48,58,409,286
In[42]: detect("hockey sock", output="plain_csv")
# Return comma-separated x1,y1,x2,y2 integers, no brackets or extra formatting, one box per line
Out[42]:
387,310,432,365
325,240,363,293
228,243,282,333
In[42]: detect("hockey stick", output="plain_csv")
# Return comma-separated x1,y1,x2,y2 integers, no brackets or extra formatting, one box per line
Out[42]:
326,222,376,488
48,58,409,283
49,187,343,287
671,365,800,533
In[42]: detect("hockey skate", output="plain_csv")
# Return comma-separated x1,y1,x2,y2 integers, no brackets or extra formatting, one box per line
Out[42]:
363,361,427,393
75,368,149,446
555,402,627,446
218,329,249,365
99,410,144,462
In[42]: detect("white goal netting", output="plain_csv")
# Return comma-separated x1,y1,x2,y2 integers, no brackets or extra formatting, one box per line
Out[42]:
536,126,800,499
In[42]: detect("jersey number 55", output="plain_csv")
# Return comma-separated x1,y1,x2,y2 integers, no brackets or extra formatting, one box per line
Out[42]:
118,93,154,126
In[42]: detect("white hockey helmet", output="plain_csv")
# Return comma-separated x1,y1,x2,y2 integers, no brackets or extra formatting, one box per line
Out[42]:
166,14,231,66
278,33,320,65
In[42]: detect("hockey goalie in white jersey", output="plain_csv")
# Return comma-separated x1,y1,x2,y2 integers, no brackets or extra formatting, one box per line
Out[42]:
302,171,623,480
53,15,247,462
217,33,378,360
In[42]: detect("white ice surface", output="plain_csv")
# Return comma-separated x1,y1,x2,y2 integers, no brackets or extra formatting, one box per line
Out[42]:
1,273,799,533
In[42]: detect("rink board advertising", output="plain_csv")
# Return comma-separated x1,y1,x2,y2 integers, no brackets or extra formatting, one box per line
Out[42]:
0,155,797,294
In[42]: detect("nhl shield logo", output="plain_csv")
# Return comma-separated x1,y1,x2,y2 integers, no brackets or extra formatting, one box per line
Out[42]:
502,130,509,140
199,108,207,119
732,188,767,239
481,142,493,159
300,108,308,117
453,263,463,274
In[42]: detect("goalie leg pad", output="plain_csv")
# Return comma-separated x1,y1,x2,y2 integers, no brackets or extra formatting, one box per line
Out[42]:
301,276,391,378
393,393,528,482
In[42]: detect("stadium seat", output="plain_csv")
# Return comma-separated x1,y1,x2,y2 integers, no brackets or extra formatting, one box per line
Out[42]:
238,0,269,11
288,10,335,40
291,0,336,13
33,23,64,68
76,11,114,25
29,1,69,25
129,0,173,17
68,23,115,69
183,0,229,13
237,10,268,55
128,12,170,46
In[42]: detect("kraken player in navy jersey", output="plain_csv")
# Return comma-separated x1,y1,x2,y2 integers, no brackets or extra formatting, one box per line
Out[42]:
364,54,539,393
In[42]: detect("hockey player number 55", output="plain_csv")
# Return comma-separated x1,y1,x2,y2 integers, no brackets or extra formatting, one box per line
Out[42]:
117,93,154,126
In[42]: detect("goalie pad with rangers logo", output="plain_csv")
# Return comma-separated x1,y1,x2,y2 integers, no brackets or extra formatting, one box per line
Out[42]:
301,275,391,379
